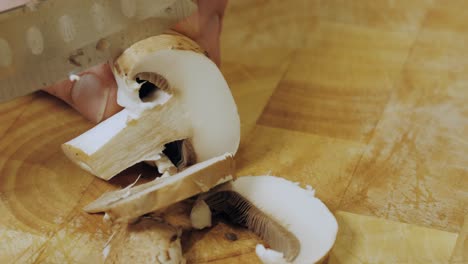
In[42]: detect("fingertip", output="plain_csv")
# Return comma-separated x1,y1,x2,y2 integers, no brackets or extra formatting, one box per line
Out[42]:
43,63,121,123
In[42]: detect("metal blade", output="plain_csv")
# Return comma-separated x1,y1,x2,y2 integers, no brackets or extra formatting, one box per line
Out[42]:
0,0,196,102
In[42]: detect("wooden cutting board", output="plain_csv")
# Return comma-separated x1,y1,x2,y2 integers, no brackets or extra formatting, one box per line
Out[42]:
0,1,467,263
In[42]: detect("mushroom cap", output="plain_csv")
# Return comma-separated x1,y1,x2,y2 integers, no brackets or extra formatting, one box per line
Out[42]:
113,34,241,162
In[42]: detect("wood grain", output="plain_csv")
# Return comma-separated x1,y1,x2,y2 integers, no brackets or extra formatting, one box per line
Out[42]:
338,1,468,232
318,0,434,32
450,214,468,263
0,0,467,263
259,22,415,141
330,211,458,264
236,125,365,210
222,0,318,139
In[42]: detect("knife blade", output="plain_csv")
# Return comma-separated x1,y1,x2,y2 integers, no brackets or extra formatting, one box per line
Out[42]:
0,0,196,102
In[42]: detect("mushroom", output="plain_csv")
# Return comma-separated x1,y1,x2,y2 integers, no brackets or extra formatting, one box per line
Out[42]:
84,153,235,223
203,176,338,264
62,33,240,180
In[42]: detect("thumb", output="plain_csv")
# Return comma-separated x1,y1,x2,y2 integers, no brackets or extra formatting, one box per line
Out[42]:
43,63,122,123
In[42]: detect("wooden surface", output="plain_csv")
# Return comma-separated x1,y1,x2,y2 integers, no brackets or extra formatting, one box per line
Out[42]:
1,0,467,263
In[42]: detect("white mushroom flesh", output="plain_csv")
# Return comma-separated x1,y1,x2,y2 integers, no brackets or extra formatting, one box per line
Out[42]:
256,244,289,264
117,49,240,161
190,199,212,229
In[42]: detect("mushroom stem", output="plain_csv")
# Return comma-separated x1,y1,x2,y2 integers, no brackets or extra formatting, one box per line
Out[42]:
62,100,189,180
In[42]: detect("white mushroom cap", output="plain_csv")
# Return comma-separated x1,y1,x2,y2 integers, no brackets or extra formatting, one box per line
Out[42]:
205,176,338,264
115,48,240,161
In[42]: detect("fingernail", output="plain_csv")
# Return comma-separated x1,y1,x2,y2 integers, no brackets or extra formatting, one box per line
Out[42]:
71,73,110,123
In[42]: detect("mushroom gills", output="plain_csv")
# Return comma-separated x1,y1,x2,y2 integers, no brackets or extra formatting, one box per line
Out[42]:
203,176,338,264
205,191,300,262
135,72,170,102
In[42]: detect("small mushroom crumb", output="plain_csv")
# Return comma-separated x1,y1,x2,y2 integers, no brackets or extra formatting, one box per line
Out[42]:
103,213,111,223
190,199,212,229
102,231,116,260
305,185,315,196
224,232,238,241
102,244,111,259
256,244,289,264
69,74,80,82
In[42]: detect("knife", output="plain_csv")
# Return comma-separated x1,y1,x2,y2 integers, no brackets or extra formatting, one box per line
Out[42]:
0,0,196,103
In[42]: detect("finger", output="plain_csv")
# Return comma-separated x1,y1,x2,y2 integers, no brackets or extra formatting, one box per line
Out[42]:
43,63,122,123
172,0,228,65
196,0,228,65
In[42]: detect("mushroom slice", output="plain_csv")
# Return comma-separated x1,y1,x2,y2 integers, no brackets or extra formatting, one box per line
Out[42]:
104,218,184,264
204,176,338,264
62,33,240,180
84,153,235,223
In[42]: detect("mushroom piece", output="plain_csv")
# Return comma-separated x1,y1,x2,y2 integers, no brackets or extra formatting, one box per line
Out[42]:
62,33,240,180
255,244,288,264
203,176,338,264
85,153,235,223
190,199,212,229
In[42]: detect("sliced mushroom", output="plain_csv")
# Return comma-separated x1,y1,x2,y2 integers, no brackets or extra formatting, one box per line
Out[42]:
85,153,235,223
62,33,240,180
204,176,338,264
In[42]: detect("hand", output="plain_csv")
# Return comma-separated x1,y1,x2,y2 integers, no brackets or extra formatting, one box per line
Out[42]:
28,0,228,123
